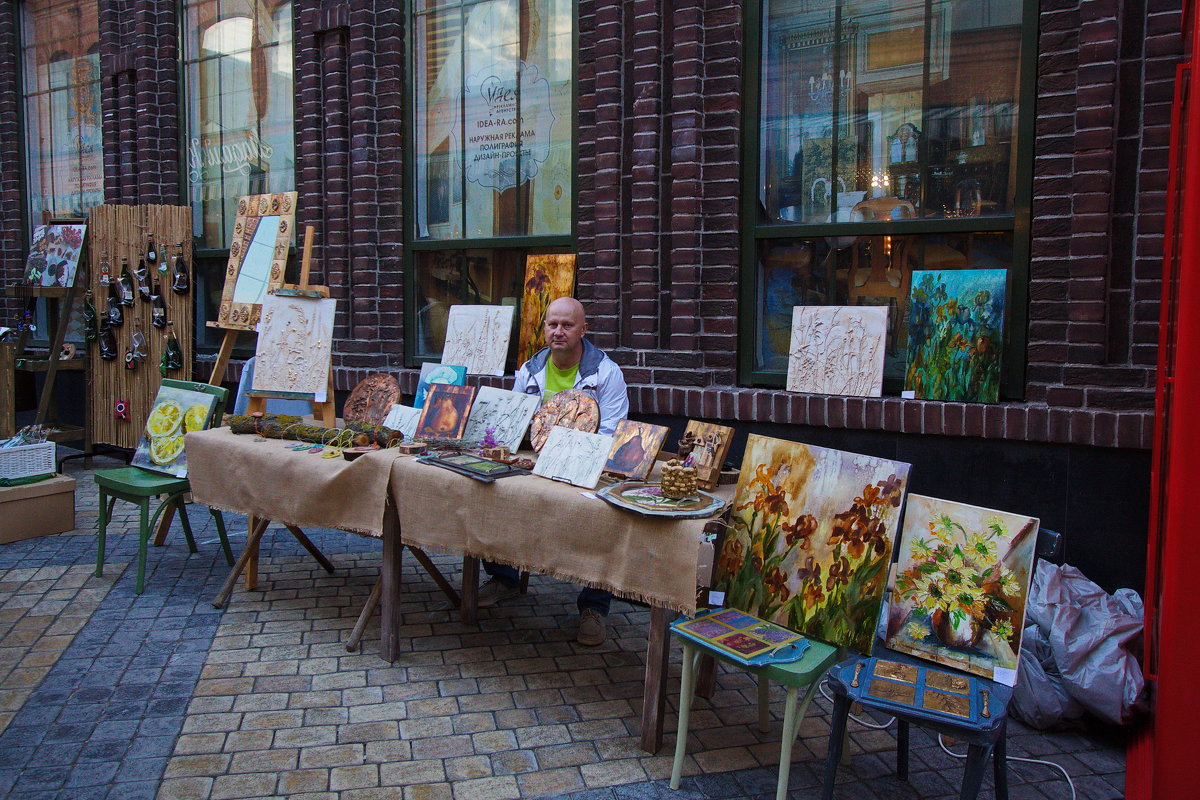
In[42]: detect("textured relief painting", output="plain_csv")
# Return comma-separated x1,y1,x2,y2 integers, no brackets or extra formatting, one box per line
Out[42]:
518,254,576,365
786,306,887,397
716,434,911,654
904,269,1006,403
382,405,421,440
462,386,541,452
442,304,515,376
532,426,613,489
885,495,1039,685
604,419,669,480
251,295,337,395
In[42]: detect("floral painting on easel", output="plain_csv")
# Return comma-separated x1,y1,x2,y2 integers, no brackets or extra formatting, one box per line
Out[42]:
716,434,910,654
884,495,1038,685
23,224,86,288
904,269,1006,403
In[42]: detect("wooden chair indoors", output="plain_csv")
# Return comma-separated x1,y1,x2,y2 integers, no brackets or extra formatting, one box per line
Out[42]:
94,380,234,594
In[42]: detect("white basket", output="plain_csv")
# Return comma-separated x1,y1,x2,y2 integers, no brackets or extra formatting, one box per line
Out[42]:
0,442,57,481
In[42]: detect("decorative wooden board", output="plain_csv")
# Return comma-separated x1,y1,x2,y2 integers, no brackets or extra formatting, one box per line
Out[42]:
215,192,297,331
86,205,193,450
529,389,600,452
344,374,402,426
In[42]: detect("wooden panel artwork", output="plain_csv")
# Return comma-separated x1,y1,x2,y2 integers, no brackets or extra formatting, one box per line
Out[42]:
86,205,194,449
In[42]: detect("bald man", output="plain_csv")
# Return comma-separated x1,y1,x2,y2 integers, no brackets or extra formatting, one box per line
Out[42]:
477,297,630,645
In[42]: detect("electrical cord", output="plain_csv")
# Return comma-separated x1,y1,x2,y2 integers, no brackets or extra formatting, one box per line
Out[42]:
820,677,895,729
936,734,1077,800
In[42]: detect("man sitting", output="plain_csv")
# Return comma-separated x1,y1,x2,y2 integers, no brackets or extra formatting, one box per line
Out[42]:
476,297,629,646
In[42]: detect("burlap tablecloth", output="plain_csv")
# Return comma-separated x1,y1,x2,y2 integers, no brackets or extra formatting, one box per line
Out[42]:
390,456,731,614
186,427,402,537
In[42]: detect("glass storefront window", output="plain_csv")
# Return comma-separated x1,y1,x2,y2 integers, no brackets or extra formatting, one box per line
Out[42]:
182,0,295,250
412,0,573,240
21,0,103,224
759,0,1022,225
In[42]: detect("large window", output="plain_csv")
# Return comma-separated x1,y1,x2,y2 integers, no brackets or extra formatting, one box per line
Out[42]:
182,0,294,340
743,0,1033,393
21,0,103,224
408,0,574,363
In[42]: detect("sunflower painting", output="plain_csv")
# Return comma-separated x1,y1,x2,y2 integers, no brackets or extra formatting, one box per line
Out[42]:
518,254,576,365
884,495,1038,685
716,434,911,654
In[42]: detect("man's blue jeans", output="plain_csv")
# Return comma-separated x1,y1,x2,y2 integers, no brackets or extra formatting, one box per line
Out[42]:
482,561,612,615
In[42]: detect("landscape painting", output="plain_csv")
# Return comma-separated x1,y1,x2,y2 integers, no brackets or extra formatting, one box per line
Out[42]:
462,386,541,451
518,254,576,365
604,419,669,480
904,269,1006,403
442,304,515,376
885,494,1039,685
716,434,911,654
414,384,477,440
787,306,887,397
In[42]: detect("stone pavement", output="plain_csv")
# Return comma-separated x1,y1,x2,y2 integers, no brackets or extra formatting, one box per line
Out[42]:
0,455,1127,799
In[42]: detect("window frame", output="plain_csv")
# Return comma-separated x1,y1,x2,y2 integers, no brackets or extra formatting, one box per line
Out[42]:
737,0,1040,399
402,0,579,368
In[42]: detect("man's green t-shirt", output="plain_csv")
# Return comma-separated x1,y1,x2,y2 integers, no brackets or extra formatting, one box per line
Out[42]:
542,360,579,403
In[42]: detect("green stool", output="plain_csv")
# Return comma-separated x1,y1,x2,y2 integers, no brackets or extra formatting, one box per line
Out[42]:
95,467,235,594
670,637,841,800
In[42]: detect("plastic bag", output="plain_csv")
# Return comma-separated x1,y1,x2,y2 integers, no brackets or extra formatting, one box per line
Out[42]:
1010,624,1085,729
1017,560,1147,727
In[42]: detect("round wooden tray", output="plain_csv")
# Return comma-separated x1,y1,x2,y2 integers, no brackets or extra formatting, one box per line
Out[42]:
596,481,727,519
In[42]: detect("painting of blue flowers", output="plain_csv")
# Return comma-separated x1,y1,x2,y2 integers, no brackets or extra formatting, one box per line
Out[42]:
904,269,1006,403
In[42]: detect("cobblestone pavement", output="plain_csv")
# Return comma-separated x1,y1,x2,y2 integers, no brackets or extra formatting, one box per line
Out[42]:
0,455,1127,799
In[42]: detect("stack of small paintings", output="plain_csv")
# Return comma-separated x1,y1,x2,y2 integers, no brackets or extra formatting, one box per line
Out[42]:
131,383,220,478
716,434,911,654
904,269,1006,403
414,363,467,409
23,223,87,288
884,495,1039,686
531,426,613,489
603,419,669,480
672,608,808,665
414,384,477,440
417,452,529,483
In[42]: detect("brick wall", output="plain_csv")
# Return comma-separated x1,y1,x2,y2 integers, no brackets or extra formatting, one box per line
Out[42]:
0,0,1183,450
0,2,22,325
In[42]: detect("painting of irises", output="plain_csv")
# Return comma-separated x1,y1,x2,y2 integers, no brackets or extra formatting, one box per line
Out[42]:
884,495,1039,685
715,434,911,654
904,269,1006,403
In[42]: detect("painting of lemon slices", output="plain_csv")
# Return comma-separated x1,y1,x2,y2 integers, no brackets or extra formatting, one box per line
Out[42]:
146,399,183,437
132,383,220,478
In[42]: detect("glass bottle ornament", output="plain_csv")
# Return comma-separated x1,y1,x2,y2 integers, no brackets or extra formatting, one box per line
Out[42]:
170,242,190,294
118,257,135,307
106,281,124,327
98,321,118,361
130,320,148,361
160,323,184,375
82,289,98,342
98,250,111,286
150,281,167,329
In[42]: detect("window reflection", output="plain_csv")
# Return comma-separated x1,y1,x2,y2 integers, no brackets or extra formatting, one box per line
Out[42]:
760,0,1022,225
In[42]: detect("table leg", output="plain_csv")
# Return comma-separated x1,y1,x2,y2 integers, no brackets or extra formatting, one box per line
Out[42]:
284,524,336,573
379,503,404,663
696,653,717,699
820,692,853,800
214,517,270,609
245,515,259,591
640,605,672,754
346,577,382,653
460,557,479,624
408,546,461,606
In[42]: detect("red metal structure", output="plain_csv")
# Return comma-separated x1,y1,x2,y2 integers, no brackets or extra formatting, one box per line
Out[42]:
1128,5,1199,797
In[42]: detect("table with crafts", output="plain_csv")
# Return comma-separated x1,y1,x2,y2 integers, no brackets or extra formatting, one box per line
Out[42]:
185,427,732,753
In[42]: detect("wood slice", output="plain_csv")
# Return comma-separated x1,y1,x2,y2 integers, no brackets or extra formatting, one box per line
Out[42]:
529,389,600,452
343,373,402,426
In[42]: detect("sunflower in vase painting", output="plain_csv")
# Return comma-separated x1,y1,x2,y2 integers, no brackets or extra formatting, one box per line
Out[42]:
717,436,910,655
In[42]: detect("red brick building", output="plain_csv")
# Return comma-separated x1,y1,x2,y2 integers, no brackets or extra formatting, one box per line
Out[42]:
0,0,1178,591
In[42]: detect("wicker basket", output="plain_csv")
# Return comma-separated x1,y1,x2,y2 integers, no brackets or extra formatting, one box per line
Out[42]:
0,442,57,481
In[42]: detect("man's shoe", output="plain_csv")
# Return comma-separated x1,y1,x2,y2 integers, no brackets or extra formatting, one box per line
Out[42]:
476,577,520,608
577,608,607,646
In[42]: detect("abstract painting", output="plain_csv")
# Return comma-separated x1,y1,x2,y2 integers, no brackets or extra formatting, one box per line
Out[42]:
382,404,421,440
131,384,219,478
414,362,467,409
680,421,734,491
463,386,541,452
885,495,1039,685
414,383,477,440
786,306,887,397
532,426,614,489
604,419,669,480
716,434,911,654
442,304,515,376
23,223,86,288
904,269,1006,403
518,254,576,365
252,295,337,396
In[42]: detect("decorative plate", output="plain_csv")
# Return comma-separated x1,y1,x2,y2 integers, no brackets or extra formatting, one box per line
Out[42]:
529,389,600,451
596,481,727,519
344,373,402,426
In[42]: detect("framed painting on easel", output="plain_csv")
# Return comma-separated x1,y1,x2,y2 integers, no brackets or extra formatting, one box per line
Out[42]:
214,192,297,331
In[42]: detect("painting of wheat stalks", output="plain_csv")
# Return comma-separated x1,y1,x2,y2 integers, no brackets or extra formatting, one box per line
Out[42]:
786,306,887,397
518,254,576,365
716,434,911,654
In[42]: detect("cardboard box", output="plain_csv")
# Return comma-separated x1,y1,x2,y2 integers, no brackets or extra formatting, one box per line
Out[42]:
0,474,76,543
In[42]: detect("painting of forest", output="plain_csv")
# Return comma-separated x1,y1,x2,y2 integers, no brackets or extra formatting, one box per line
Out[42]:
904,269,1007,403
